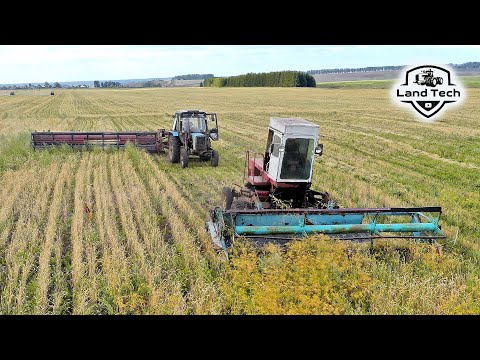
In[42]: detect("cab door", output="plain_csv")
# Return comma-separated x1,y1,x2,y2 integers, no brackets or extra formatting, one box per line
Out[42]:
266,132,282,181
172,115,178,132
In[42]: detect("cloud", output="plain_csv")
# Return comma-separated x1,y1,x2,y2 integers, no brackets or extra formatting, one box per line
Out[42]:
325,46,345,52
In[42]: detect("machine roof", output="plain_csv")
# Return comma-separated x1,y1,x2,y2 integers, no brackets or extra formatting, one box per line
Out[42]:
269,117,319,127
176,109,206,114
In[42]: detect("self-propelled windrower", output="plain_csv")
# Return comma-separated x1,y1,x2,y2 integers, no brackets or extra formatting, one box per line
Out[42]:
206,117,445,254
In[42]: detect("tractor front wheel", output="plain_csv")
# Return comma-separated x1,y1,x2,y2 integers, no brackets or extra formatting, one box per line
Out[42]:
200,155,210,162
222,187,234,210
180,148,189,168
211,150,219,167
169,136,181,163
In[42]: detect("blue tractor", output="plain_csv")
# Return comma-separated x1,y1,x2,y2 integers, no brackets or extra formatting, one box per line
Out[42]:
168,109,219,168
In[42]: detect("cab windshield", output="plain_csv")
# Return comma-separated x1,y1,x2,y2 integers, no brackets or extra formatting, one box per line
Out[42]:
182,116,206,132
280,138,314,180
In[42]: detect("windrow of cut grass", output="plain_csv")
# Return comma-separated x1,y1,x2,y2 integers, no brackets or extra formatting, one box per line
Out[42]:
0,154,74,313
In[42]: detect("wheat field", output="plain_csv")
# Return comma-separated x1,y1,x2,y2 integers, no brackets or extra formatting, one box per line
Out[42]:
0,87,479,314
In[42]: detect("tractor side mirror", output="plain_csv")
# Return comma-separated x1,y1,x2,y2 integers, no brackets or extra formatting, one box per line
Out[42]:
209,128,218,140
315,144,323,156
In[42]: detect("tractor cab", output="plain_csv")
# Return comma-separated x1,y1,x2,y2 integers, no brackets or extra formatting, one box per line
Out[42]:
172,110,218,140
264,118,322,183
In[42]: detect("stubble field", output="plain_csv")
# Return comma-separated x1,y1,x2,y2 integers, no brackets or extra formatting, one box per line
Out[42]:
0,87,479,314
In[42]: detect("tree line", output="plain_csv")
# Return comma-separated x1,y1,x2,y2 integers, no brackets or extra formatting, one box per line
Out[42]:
173,74,214,80
307,62,480,75
203,71,316,87
1,82,64,90
454,62,480,69
93,81,122,88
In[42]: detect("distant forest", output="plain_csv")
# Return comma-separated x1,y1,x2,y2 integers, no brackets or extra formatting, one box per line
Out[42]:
173,74,214,80
0,82,88,90
203,71,316,87
307,62,480,75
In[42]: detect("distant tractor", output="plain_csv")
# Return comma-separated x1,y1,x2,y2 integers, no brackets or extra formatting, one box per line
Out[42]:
10,91,15,95
50,91,55,96
168,109,219,168
414,69,443,87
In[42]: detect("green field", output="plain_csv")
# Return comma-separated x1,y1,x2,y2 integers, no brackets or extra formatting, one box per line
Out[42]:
459,76,480,88
317,80,395,89
317,76,480,89
0,87,479,314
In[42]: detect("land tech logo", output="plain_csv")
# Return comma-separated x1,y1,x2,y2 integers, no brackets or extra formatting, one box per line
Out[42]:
392,65,464,121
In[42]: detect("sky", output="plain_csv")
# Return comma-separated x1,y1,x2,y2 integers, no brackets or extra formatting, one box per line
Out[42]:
0,45,479,84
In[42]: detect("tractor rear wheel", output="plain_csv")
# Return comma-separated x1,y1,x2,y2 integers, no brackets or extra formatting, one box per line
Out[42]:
222,187,234,210
169,136,180,163
180,148,189,168
211,150,219,167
